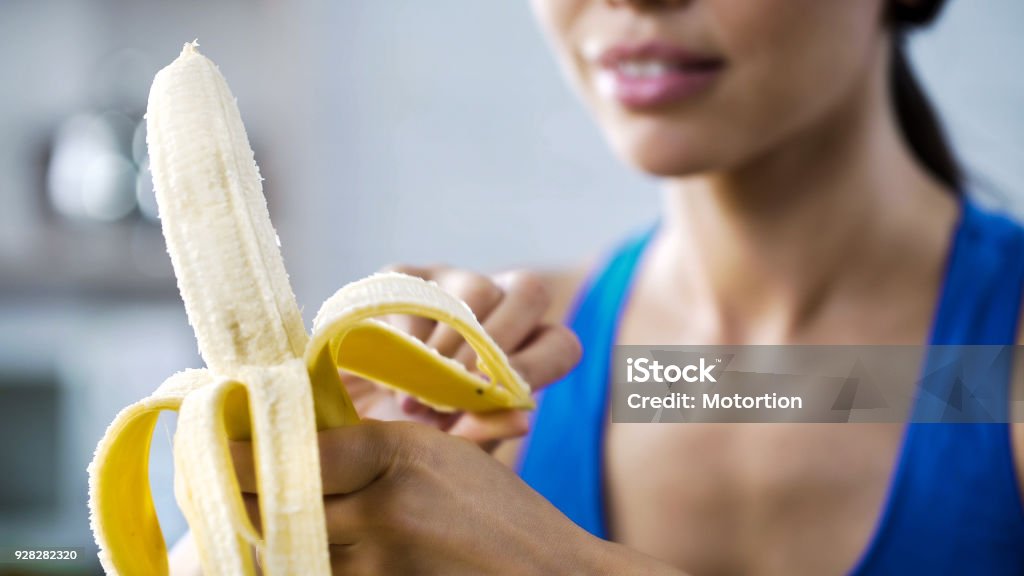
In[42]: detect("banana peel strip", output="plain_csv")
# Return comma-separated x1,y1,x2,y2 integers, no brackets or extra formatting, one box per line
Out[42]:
174,378,256,575
311,273,535,413
88,370,213,575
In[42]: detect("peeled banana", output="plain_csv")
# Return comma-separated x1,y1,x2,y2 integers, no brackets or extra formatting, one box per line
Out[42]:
87,41,534,576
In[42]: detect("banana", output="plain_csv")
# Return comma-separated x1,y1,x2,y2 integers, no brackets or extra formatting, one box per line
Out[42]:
88,41,534,576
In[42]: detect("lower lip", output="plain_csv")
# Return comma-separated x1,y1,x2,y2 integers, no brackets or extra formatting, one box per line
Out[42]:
596,66,721,109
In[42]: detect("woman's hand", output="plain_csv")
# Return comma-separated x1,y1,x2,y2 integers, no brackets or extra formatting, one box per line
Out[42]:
172,269,581,576
345,266,581,450
232,421,681,576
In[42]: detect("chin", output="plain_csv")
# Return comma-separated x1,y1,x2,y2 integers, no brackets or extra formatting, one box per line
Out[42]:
607,126,722,177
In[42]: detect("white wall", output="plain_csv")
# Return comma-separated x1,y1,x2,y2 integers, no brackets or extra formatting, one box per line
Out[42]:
2,1,1023,313
910,0,1024,206
284,2,658,312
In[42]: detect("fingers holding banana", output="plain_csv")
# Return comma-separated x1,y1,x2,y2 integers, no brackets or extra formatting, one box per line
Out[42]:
391,267,578,377
388,267,580,388
346,265,581,447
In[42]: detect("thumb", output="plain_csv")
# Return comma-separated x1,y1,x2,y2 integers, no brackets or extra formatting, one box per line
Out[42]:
316,421,413,495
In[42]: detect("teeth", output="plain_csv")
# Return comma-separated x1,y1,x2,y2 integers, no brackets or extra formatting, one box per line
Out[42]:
617,59,671,78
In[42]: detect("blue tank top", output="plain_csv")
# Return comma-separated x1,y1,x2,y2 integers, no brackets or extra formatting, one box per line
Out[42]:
518,197,1024,574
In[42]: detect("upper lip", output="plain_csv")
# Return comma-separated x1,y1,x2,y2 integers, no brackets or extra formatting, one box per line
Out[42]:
594,41,724,71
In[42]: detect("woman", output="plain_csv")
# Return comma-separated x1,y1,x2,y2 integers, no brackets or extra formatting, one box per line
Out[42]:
179,0,1024,574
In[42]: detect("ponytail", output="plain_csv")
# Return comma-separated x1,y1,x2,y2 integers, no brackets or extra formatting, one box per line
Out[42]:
887,0,963,192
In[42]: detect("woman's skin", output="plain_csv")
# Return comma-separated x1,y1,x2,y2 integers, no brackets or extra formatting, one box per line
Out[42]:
171,1,1024,574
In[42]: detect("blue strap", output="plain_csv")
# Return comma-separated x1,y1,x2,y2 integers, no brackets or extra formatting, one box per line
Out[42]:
930,201,1024,345
852,201,1024,575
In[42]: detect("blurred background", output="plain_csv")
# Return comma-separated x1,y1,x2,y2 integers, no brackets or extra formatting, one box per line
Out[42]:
0,1,1022,574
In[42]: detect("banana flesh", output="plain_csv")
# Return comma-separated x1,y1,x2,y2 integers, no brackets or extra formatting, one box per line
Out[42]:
88,42,533,576
146,41,308,372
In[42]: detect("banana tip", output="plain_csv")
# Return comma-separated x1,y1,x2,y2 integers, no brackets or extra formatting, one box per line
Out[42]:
182,39,200,56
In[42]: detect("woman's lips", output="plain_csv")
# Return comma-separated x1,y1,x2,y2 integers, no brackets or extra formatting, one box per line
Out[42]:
591,41,725,109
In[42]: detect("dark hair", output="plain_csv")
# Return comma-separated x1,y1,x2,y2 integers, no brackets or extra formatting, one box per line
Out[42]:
888,0,963,191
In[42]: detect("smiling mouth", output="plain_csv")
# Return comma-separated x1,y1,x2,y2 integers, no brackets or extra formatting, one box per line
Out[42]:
589,41,726,109
612,57,723,77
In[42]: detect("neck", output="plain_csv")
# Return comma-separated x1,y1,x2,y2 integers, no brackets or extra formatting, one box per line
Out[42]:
654,41,955,342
